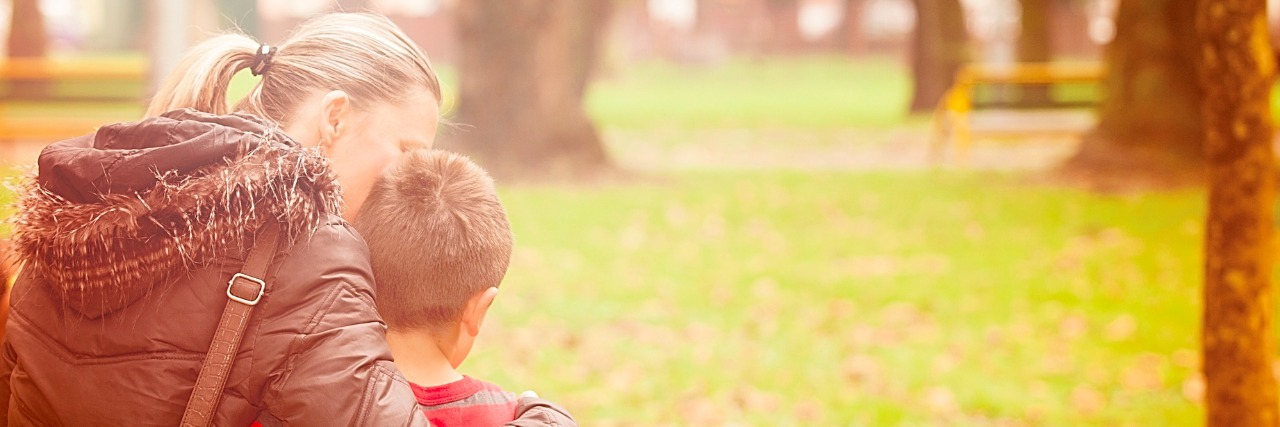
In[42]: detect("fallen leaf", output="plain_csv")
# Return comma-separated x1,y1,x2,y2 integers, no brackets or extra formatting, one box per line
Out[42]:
1171,349,1199,369
1059,314,1088,340
793,399,824,422
924,386,958,414
1105,314,1137,342
841,354,881,385
1182,374,1205,403
1070,385,1106,414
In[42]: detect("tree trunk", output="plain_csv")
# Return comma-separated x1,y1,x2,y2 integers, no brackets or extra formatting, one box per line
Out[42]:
1017,0,1053,106
1017,0,1052,63
763,0,804,53
1063,0,1202,176
8,0,46,58
1050,0,1094,57
1198,0,1280,425
447,0,612,179
8,0,47,99
908,0,967,112
834,0,866,54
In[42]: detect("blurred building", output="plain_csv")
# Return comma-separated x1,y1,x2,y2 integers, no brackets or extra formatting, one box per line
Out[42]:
259,0,456,63
0,0,1124,65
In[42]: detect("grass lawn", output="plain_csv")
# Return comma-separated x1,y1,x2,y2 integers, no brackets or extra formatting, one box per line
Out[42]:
585,56,921,130
0,150,1213,425
467,171,1208,426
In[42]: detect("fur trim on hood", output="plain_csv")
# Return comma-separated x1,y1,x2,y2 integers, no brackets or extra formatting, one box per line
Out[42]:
12,109,343,318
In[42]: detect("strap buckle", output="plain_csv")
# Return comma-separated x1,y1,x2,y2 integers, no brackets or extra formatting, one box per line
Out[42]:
226,273,266,306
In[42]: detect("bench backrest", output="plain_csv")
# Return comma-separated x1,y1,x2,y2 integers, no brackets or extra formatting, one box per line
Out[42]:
0,57,148,102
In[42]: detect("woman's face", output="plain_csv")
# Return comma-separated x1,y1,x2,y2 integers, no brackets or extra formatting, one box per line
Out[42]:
287,90,440,219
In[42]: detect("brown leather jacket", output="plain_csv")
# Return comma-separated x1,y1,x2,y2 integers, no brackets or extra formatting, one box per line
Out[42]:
0,110,573,426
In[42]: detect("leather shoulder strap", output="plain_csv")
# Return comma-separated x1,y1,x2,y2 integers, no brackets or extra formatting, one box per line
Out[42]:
180,221,283,427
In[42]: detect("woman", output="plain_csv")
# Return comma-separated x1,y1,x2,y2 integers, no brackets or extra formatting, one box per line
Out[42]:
0,13,569,426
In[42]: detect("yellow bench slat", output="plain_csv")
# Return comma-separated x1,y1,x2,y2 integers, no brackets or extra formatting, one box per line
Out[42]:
935,61,1105,167
0,58,147,80
0,57,148,142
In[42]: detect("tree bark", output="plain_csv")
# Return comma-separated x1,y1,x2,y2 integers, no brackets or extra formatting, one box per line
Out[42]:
908,0,968,112
1063,0,1202,175
1198,0,1280,425
446,0,612,179
1017,0,1053,106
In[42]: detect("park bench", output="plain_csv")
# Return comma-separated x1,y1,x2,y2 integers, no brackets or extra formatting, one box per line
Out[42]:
0,57,147,142
932,62,1104,166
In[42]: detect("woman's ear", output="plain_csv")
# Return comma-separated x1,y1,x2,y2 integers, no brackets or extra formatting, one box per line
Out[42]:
317,90,350,149
461,287,499,337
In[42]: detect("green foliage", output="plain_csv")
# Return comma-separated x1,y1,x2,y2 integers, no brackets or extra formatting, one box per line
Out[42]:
466,171,1208,425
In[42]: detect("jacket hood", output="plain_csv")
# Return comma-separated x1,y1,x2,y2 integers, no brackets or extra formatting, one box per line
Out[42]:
12,109,343,318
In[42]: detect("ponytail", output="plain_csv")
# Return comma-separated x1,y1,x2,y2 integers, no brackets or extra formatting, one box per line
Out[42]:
145,34,258,117
146,14,441,127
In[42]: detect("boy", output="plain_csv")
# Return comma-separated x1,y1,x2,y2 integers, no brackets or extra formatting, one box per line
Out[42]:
353,149,519,424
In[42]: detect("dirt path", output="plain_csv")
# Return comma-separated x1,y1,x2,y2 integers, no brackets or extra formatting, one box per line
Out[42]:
0,127,1083,173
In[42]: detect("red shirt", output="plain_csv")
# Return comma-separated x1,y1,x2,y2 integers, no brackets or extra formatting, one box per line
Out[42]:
414,376,518,426
248,376,516,426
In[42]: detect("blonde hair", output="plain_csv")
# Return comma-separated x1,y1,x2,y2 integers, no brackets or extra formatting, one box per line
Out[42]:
354,150,513,330
146,13,441,124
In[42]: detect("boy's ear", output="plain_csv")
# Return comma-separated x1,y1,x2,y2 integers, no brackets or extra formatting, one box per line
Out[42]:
461,287,499,337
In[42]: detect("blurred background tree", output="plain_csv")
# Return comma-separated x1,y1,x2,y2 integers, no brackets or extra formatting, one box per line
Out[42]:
1016,0,1051,106
8,0,47,98
907,0,966,112
1063,0,1202,177
832,0,865,53
443,0,613,178
8,0,46,59
763,0,805,52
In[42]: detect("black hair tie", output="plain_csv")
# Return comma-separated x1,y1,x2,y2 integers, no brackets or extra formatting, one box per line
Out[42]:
249,44,277,76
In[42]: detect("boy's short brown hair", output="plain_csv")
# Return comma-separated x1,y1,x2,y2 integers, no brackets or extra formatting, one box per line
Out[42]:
353,150,513,330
